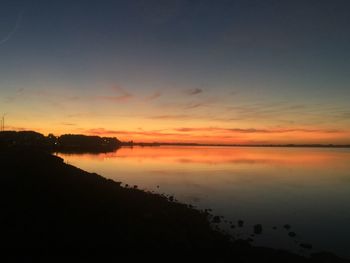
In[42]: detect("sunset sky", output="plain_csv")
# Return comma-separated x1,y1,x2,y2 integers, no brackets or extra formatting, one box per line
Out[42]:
1,0,350,144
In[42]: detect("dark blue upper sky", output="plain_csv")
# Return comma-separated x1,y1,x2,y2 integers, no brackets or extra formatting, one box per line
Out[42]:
2,0,350,87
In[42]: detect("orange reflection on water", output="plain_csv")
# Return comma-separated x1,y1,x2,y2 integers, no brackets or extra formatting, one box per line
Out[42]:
59,146,350,168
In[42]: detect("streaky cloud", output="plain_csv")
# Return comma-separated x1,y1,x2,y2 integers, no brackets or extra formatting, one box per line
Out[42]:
85,128,184,138
185,88,203,95
0,10,23,46
98,85,133,102
174,127,342,134
151,114,192,120
145,91,162,101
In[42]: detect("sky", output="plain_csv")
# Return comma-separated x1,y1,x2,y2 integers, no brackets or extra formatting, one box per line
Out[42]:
1,0,350,144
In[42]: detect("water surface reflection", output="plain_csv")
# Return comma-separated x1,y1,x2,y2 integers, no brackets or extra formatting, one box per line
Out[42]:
58,146,350,257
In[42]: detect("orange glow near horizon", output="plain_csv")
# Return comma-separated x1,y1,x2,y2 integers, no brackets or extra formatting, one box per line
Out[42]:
3,87,350,145
72,126,350,144
5,123,350,145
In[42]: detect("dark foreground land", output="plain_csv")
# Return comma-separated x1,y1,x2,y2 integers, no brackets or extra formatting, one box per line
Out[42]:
0,146,348,262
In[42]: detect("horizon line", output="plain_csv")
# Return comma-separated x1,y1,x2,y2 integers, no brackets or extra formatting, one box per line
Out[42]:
1,130,350,148
125,141,350,148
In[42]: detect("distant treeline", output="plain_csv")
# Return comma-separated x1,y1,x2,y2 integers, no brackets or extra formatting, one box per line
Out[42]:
0,131,121,153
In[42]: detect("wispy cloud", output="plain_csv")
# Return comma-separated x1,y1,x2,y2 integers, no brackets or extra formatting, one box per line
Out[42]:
98,85,133,102
84,128,185,138
145,91,162,101
185,88,203,95
0,10,23,46
136,0,189,24
60,122,76,126
174,127,342,134
4,126,28,132
184,102,208,110
151,114,192,120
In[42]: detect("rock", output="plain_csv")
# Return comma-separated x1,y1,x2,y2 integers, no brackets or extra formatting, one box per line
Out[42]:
311,252,341,261
143,213,152,219
300,243,312,250
288,232,296,237
283,224,291,230
253,224,263,234
212,216,221,224
238,220,244,227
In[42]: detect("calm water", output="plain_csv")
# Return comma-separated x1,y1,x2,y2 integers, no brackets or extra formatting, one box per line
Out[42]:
58,146,350,257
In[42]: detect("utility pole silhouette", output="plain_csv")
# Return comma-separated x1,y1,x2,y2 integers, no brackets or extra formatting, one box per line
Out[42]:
1,114,5,132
